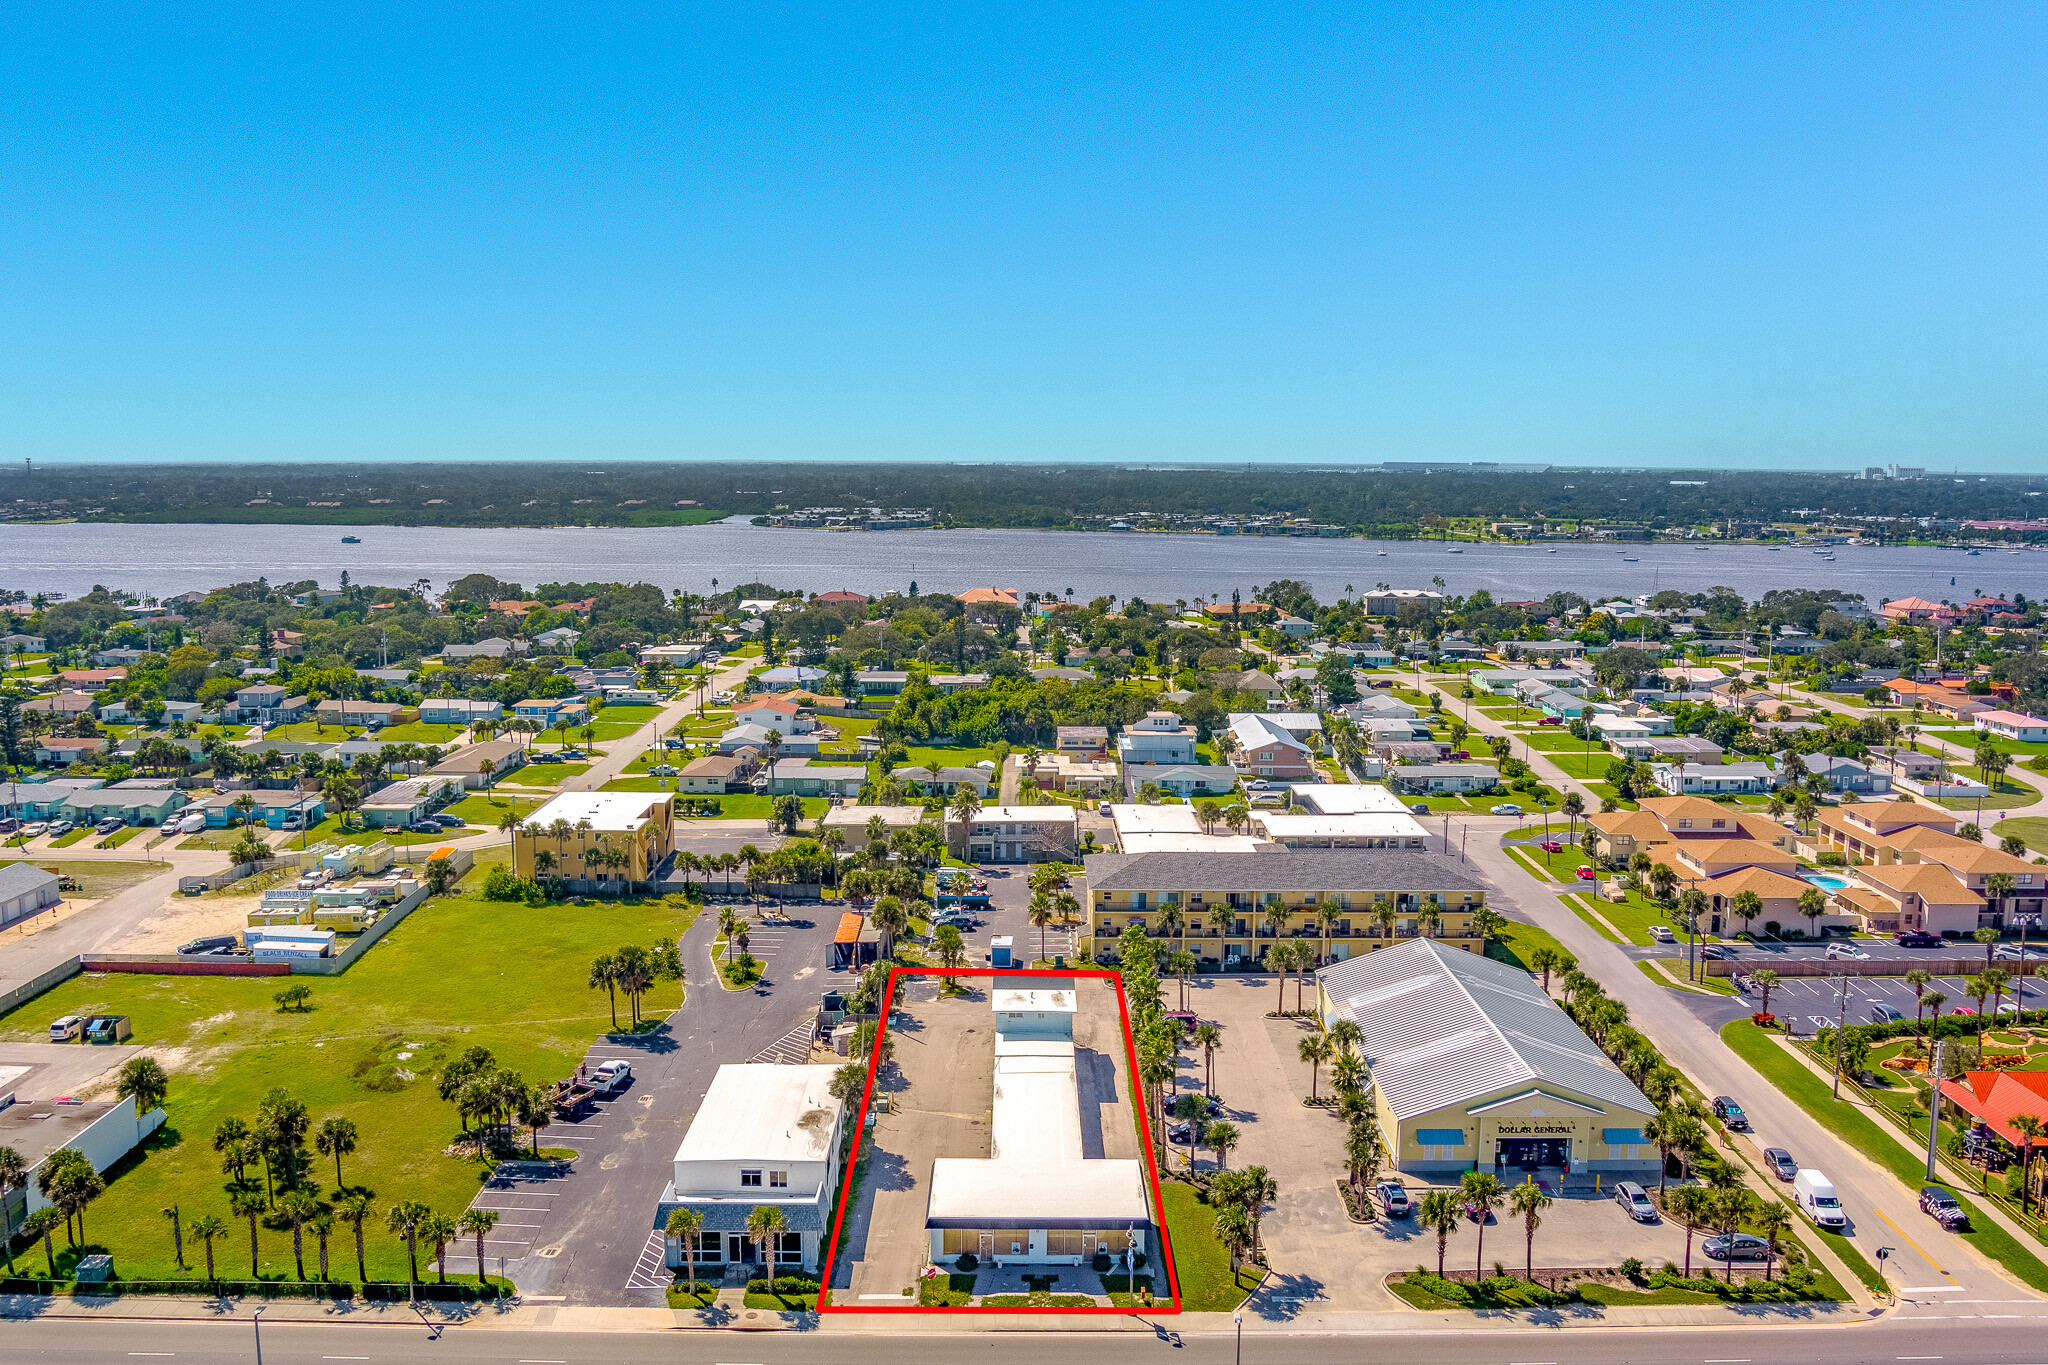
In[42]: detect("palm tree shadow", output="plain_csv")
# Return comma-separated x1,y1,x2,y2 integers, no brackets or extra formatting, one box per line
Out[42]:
1248,1271,1324,1321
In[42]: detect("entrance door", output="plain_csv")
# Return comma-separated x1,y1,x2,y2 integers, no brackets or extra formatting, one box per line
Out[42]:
1081,1232,1097,1259
1497,1137,1569,1169
978,1233,994,1259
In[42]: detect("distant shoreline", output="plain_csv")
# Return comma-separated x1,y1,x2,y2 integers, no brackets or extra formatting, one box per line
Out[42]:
65,506,730,530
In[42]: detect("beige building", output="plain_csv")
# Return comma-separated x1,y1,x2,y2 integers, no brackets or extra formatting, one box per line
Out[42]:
1317,940,1658,1176
514,791,676,889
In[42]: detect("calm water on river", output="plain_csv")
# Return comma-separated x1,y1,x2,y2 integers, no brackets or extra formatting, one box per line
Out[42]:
2,518,2044,604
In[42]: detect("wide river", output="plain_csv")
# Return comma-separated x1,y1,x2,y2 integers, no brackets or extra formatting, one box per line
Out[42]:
2,519,2043,605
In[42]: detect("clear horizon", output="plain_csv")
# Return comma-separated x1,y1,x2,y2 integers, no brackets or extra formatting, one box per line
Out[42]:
4,7,2044,471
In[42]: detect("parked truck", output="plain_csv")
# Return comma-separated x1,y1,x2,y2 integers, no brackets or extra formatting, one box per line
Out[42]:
590,1059,632,1095
550,1075,595,1117
1793,1169,1846,1229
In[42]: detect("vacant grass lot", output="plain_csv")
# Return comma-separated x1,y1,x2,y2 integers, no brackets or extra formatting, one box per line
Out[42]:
0,858,163,899
2002,818,2048,856
1930,770,2040,812
0,891,697,1284
265,721,466,745
495,762,593,787
902,745,998,772
1153,1181,1256,1312
444,791,544,827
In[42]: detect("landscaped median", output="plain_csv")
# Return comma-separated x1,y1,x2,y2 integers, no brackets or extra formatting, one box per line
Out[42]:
1721,1018,2048,1293
1388,1259,1838,1310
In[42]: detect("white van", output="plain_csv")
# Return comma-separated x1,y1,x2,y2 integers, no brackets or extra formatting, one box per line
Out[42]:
49,1015,84,1042
1794,1169,1846,1228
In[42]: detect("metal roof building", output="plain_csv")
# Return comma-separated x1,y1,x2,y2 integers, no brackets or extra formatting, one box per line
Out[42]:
1316,939,1658,1176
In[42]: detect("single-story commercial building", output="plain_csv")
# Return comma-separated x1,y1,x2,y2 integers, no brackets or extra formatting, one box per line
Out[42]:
6,1094,167,1225
1317,940,1658,1176
820,803,929,851
1385,763,1495,795
431,737,529,789
659,1064,845,1272
926,984,1151,1266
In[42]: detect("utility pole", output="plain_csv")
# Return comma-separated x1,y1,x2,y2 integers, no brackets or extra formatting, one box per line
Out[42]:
1926,1039,1946,1179
1832,974,1850,1098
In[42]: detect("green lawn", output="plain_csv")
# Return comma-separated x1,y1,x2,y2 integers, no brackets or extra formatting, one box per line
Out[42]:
2000,818,2048,856
601,776,679,792
1564,888,1677,947
48,827,89,847
287,815,461,847
445,791,545,826
1921,727,2048,757
0,891,697,1285
1485,916,1577,977
0,858,161,899
1721,1019,2048,1293
1156,1180,1257,1312
1929,769,2041,812
903,745,999,771
592,704,663,723
264,721,466,745
496,762,593,787
660,793,826,821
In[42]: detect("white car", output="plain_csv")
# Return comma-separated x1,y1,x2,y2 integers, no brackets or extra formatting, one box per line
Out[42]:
18,822,48,838
1825,943,1870,960
45,821,74,838
1649,925,1676,943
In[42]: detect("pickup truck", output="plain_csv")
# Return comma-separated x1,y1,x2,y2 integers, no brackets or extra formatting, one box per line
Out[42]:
591,1060,632,1095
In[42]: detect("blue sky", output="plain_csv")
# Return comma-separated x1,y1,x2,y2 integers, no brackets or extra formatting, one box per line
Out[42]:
3,5,2044,471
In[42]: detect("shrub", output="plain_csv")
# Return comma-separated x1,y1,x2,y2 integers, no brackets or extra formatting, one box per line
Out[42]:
481,864,527,901
1750,1012,1778,1029
955,1253,978,1273
1618,1257,1644,1280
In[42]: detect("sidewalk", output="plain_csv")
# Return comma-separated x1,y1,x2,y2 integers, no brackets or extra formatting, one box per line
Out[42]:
2,1291,1879,1335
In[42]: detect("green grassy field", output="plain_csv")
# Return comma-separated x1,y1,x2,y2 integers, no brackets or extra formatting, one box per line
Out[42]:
1562,888,1678,947
657,792,826,821
495,762,593,787
287,815,460,848
0,891,697,1284
1930,769,2040,812
1921,727,2048,757
0,858,163,899
1155,1180,1257,1312
444,791,544,827
591,705,663,724
265,721,466,745
2001,818,2048,856
1485,915,1577,977
902,745,1000,771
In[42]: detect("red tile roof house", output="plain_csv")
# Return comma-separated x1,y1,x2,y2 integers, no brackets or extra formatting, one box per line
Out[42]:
1877,596,1961,625
56,668,126,691
815,591,869,606
1938,1070,2048,1200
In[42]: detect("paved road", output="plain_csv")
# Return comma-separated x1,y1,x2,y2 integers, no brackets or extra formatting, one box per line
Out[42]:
1469,835,2021,1303
0,865,183,1003
11,1310,2048,1363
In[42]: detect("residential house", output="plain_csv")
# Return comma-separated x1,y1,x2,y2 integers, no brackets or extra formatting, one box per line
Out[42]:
1531,688,1589,719
1881,827,2044,925
945,805,1080,863
59,784,188,827
819,804,927,851
233,684,311,726
1203,600,1276,625
0,632,47,654
314,700,405,729
1976,709,2048,744
1054,725,1109,759
1795,753,1892,795
1385,763,1495,795
815,590,869,606
1885,678,1991,720
1120,763,1240,800
1621,735,1726,765
732,697,815,735
756,666,828,692
718,723,820,756
56,668,125,691
956,587,1021,624
678,755,756,795
418,698,504,726
515,697,592,729
25,692,98,720
766,760,866,799
1024,752,1120,798
357,776,462,828
1649,761,1776,797
1343,695,1419,722
1226,669,1285,701
854,669,910,696
1809,801,1963,863
1273,613,1315,637
442,637,528,660
431,738,529,790
94,648,147,667
1118,712,1199,768
34,737,106,766
0,778,105,819
1255,712,1324,742
1362,589,1444,616
1375,740,1453,768
191,789,326,829
892,765,993,797
927,673,991,694
1878,596,1960,625
1085,849,1487,968
659,1064,845,1273
533,626,581,652
1226,713,1315,780
513,791,677,887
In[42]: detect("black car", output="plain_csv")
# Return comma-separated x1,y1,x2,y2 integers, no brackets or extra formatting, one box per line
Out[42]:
1764,1147,1797,1181
178,934,240,956
1920,1186,1968,1229
1163,1094,1222,1121
1712,1095,1750,1130
1166,1121,1196,1144
1895,930,1946,948
1703,1233,1771,1262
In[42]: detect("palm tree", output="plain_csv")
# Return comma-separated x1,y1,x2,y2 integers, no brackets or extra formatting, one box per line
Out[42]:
1665,1186,1706,1277
338,1193,374,1284
421,1212,459,1283
1905,967,1934,1040
460,1208,499,1285
23,1206,60,1276
1206,1120,1240,1171
746,1205,788,1272
1418,1189,1462,1276
1460,1170,1505,1276
116,1056,169,1115
1508,1180,1551,1281
1750,1200,1791,1282
232,1191,267,1277
1730,889,1763,937
316,1116,358,1190
1194,1023,1223,1097
667,1207,705,1296
1027,894,1055,965
870,896,909,960
386,1200,430,1284
588,953,620,1029
280,1189,318,1279
1314,901,1339,966
188,1219,226,1285
1299,1033,1332,1102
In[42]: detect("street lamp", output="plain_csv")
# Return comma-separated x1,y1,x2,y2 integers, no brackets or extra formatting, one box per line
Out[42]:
252,1304,265,1365
1234,1310,1244,1365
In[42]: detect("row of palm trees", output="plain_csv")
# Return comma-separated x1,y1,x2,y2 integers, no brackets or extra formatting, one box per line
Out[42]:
144,1190,502,1288
663,1204,790,1296
589,945,662,1028
437,1047,559,1156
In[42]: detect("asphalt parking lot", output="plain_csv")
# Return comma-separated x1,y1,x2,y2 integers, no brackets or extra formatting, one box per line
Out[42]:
1750,971,2040,1035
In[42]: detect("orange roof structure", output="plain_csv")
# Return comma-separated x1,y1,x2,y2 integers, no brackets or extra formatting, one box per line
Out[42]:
833,912,863,946
1940,1070,2048,1147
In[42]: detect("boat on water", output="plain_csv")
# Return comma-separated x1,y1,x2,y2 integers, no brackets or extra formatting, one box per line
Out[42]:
1447,547,1464,553
1376,551,1387,556
1621,556,1639,562
341,536,361,544
1968,549,1982,555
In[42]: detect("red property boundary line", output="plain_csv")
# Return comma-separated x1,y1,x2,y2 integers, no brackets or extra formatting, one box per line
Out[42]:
814,965,1182,1315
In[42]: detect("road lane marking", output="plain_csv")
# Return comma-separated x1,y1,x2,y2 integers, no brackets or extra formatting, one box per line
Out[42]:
1876,1207,1957,1282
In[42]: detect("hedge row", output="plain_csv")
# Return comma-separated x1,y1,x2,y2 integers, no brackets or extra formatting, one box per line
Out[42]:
0,1277,508,1302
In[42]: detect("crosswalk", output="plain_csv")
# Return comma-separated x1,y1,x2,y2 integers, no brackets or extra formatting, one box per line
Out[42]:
749,1020,817,1065
624,1230,671,1290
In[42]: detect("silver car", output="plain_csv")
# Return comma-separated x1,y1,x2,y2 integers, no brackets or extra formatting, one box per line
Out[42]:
1614,1180,1659,1222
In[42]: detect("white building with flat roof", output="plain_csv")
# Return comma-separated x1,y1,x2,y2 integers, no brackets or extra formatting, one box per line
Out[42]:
1248,810,1430,849
660,1064,845,1273
925,986,1152,1266
1289,784,1411,816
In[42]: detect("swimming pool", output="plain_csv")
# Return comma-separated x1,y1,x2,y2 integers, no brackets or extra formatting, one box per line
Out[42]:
1803,874,1851,890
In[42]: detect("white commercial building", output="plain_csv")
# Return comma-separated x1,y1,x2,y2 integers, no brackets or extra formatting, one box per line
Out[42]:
660,1064,846,1272
925,983,1152,1266
1247,810,1430,849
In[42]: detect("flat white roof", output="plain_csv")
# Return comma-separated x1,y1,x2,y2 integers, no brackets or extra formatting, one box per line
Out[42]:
1287,784,1411,816
821,804,929,828
1249,811,1429,840
955,804,1077,823
991,986,1078,1014
527,790,674,834
925,1037,1150,1227
674,1064,843,1165
1109,804,1204,835
1118,832,1271,853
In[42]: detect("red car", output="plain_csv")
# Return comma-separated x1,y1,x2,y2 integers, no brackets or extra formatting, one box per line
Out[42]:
1537,716,1564,726
1575,866,1596,881
1540,840,1563,853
